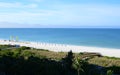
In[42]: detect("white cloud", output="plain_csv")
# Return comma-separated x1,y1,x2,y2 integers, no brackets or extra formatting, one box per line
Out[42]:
0,2,38,8
29,0,43,2
0,2,120,27
0,10,58,24
20,0,44,3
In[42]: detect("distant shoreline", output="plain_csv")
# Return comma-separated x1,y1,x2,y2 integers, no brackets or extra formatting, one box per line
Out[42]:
0,39,120,58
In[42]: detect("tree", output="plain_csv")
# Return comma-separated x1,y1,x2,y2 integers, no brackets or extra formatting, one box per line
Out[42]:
73,57,84,75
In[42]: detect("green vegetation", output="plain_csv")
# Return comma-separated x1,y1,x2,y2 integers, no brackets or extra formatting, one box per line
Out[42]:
107,70,113,75
73,57,84,75
0,45,120,75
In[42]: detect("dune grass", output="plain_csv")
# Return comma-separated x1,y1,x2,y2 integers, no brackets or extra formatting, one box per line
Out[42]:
88,56,120,67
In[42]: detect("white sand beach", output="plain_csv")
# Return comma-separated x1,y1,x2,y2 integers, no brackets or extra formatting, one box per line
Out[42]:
0,40,120,58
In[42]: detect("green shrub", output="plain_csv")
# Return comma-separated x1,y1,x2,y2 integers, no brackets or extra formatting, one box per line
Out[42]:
22,51,35,57
21,46,31,50
106,66,120,74
16,46,31,51
79,52,83,55
107,70,113,75
37,49,49,51
12,49,22,58
0,50,13,56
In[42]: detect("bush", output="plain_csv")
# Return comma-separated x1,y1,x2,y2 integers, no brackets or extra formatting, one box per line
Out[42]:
107,70,113,75
37,49,49,51
0,50,13,56
12,49,22,58
22,51,35,57
16,46,31,51
79,52,83,55
21,46,31,50
106,66,120,74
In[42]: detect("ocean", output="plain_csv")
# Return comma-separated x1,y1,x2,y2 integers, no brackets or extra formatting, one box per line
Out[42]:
0,28,120,49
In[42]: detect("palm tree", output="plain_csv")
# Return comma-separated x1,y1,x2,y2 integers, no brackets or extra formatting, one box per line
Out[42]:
73,57,84,75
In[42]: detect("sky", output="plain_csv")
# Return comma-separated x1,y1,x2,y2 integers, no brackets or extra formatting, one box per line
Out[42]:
0,0,120,28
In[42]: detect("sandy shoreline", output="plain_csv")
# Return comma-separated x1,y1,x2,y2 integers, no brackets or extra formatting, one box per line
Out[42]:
0,40,120,58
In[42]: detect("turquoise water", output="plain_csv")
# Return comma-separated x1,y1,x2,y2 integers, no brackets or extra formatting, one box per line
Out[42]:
0,28,120,49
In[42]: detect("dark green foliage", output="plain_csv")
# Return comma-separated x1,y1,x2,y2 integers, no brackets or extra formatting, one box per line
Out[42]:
73,57,84,75
0,45,12,48
0,50,13,57
0,49,75,75
106,66,120,74
0,45,11,50
22,51,35,57
0,45,18,49
72,57,102,75
107,70,113,75
12,49,22,57
16,46,31,51
62,50,74,71
0,45,119,75
79,52,83,55
37,49,49,51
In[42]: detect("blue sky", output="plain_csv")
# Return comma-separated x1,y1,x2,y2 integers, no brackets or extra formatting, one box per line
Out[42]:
0,0,120,28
